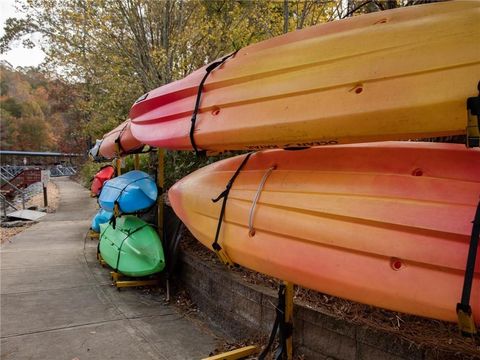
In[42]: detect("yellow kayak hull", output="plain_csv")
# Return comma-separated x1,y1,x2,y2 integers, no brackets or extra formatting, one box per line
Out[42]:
131,1,480,151
169,142,480,324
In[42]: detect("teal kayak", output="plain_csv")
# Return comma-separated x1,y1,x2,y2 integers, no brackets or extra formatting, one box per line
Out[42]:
99,216,165,277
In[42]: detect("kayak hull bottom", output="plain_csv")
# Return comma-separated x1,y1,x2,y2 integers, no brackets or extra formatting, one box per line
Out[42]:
99,216,165,277
169,142,480,324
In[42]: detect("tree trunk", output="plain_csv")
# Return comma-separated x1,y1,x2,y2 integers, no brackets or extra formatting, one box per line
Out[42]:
283,0,289,34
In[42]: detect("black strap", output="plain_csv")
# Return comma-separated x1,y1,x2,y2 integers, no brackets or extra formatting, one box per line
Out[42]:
466,82,480,148
110,214,117,229
114,123,150,156
114,223,149,273
211,153,252,252
113,122,130,156
258,284,290,360
457,201,480,314
112,175,153,215
190,51,238,156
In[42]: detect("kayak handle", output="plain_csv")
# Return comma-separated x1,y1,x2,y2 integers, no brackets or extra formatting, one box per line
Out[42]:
249,165,276,237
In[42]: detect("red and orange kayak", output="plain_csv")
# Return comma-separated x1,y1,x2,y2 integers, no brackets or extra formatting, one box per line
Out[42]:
169,142,480,324
99,119,144,159
131,1,480,152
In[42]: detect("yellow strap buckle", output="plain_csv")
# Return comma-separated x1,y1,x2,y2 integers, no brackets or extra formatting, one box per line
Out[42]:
457,304,477,336
466,91,480,148
212,244,234,267
113,203,120,217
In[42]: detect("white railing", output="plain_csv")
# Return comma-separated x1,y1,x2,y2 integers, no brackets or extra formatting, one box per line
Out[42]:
49,166,76,177
0,166,25,180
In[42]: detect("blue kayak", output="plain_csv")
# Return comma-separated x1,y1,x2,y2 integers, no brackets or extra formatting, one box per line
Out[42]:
91,208,114,233
98,170,157,213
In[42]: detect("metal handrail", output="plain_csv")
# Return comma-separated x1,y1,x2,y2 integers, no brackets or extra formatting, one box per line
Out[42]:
0,194,18,217
0,165,76,179
0,165,30,180
49,166,76,177
0,174,26,209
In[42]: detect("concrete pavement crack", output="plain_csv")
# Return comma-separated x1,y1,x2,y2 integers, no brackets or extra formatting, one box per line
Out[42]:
82,232,171,360
0,313,179,340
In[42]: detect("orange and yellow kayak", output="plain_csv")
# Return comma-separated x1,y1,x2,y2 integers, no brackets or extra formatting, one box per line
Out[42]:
169,142,480,324
99,119,144,159
131,1,480,152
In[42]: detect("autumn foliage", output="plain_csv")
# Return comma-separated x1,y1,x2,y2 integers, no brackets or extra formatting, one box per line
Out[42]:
0,63,85,152
1,0,431,154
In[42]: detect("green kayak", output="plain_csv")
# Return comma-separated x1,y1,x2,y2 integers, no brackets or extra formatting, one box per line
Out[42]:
99,216,165,277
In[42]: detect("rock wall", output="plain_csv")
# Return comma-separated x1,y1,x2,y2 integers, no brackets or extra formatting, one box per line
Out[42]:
178,251,466,360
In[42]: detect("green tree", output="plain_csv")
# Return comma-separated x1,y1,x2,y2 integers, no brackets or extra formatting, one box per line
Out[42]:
1,98,23,118
3,0,429,172
2,0,340,145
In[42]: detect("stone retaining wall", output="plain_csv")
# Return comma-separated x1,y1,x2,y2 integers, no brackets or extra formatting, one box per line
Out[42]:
178,251,464,360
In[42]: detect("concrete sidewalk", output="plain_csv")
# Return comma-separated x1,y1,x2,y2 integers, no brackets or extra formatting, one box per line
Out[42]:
1,177,219,360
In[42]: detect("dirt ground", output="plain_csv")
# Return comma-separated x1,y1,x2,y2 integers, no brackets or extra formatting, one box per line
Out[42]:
0,181,60,244
27,181,60,213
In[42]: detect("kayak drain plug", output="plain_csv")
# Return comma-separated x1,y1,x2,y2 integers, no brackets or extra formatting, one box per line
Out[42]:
412,168,423,176
391,258,403,271
350,84,363,94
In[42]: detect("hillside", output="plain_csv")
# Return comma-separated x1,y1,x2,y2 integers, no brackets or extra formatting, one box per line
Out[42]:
0,62,84,153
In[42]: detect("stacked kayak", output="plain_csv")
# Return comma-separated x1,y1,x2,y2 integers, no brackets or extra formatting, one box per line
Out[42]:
99,119,144,159
91,208,114,233
93,170,161,277
90,0,480,329
168,142,480,324
91,165,115,197
88,139,104,161
130,1,480,152
98,170,157,213
99,215,165,277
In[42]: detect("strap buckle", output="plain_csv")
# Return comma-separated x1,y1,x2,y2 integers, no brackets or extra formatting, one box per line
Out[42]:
210,153,253,268
456,303,477,336
113,203,120,217
212,243,235,267
466,82,480,148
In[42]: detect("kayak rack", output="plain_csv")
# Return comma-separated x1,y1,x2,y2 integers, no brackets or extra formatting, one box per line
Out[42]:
203,281,294,360
259,281,294,360
96,248,161,289
95,252,159,290
94,147,297,356
201,346,257,360
93,150,166,291
97,252,107,267
110,271,160,289
88,229,99,240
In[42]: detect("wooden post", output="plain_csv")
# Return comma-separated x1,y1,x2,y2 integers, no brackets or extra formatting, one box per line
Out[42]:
284,281,294,360
41,170,49,207
116,158,122,176
43,186,48,207
134,153,140,170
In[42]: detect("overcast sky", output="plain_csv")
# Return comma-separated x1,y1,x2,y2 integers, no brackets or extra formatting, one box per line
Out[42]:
0,0,46,68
